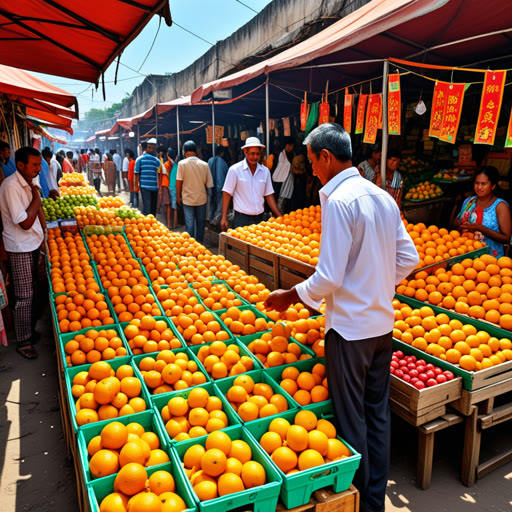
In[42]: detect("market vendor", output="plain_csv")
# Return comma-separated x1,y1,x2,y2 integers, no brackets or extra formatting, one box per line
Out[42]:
357,144,381,181
264,123,419,512
374,148,404,209
455,166,511,258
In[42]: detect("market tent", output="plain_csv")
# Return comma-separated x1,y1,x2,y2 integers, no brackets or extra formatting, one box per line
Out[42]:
0,1,172,83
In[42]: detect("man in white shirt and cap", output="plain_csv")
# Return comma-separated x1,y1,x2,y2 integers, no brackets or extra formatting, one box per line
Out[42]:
221,137,281,230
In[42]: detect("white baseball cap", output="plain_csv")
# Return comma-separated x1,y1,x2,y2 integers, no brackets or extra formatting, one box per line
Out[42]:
147,138,157,144
241,136,265,149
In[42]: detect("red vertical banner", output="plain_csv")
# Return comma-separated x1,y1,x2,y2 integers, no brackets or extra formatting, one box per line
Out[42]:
378,93,383,129
343,89,353,133
300,92,309,131
363,94,381,144
506,110,512,148
355,94,368,134
429,81,450,138
319,101,330,125
439,82,466,143
387,74,401,135
474,70,507,145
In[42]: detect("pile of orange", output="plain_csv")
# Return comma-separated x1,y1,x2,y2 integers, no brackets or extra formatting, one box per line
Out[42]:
227,205,321,265
288,316,325,358
171,311,231,345
137,350,207,394
60,185,97,196
155,284,205,317
159,387,230,441
219,307,271,336
87,420,169,479
47,229,100,294
124,317,182,355
75,206,128,227
98,196,125,208
192,281,244,311
393,301,512,371
182,431,266,500
277,364,329,405
257,410,351,475
99,465,187,511
403,221,486,269
59,172,85,185
177,256,214,284
108,284,162,322
64,328,126,366
225,375,288,421
224,276,270,305
195,341,255,379
246,323,312,368
397,254,512,330
71,361,146,426
55,290,114,333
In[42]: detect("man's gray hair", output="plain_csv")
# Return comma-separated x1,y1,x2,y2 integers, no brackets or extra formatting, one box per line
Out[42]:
304,123,352,162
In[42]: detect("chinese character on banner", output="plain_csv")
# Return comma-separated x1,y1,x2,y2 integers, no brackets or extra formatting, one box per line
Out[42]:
506,110,512,148
344,89,353,133
429,81,449,138
363,94,381,144
355,94,368,134
474,70,507,145
319,101,330,125
388,74,401,135
439,82,466,143
206,125,225,144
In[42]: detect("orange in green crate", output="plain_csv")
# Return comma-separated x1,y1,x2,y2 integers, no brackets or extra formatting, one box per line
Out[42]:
195,341,255,379
173,311,230,345
220,306,271,336
124,316,182,354
192,281,245,311
109,284,162,322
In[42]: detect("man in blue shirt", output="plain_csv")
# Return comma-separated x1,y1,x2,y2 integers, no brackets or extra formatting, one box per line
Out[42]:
0,141,17,182
134,137,161,216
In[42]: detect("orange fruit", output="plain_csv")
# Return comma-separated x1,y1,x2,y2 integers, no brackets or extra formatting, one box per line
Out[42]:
271,446,298,473
241,460,266,489
183,444,206,470
89,449,120,479
201,448,227,477
114,462,147,496
260,431,282,454
217,473,245,497
228,439,252,464
205,431,232,456
286,425,309,451
298,449,324,471
101,421,128,449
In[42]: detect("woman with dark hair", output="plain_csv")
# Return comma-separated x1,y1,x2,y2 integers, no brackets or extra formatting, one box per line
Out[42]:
103,152,116,195
358,144,382,181
455,166,512,257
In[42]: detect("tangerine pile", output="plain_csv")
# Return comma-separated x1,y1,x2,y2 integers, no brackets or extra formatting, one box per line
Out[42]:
55,290,114,333
71,361,146,426
225,375,288,421
192,281,244,311
87,420,169,479
75,206,127,227
403,221,485,269
137,350,207,394
47,229,100,294
172,310,231,345
59,172,85,185
392,301,512,371
98,196,125,208
246,323,312,368
219,307,271,336
396,254,512,329
258,410,351,474
60,185,97,196
182,431,266,500
109,284,162,322
99,465,187,511
64,328,126,366
195,341,255,379
159,387,230,441
155,284,205,317
225,276,270,304
277,364,329,405
289,316,325,358
227,205,321,265
124,317,183,355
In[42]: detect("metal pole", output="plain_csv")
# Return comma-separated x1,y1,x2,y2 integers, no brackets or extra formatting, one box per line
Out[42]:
137,124,140,156
381,60,389,190
265,76,270,153
119,130,124,156
176,106,181,159
212,100,216,158
155,110,159,142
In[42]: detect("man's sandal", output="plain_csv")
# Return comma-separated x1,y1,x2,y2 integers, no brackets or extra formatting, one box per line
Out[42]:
16,345,38,359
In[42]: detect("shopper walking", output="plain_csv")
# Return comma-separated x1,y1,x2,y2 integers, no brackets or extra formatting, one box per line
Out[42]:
134,138,161,216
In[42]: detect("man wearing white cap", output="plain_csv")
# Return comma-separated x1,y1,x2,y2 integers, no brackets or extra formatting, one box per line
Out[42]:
134,137,161,215
221,137,281,230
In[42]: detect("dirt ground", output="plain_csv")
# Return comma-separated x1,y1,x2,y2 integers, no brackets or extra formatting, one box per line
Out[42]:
0,187,511,511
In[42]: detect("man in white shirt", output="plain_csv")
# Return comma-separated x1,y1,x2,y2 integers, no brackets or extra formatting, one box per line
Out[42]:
110,149,122,194
122,150,130,192
265,123,419,512
221,137,281,231
0,147,46,359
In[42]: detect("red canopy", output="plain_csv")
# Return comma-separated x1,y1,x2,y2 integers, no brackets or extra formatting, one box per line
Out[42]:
0,1,172,83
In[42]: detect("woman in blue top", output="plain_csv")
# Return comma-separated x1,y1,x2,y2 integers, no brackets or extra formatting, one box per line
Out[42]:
455,166,512,258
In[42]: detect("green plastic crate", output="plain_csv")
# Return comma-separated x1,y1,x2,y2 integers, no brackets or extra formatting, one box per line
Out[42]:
189,280,250,313
132,348,211,398
110,286,163,324
217,305,271,336
244,402,361,509
171,425,282,512
65,357,152,433
214,369,300,424
88,461,197,512
77,409,170,484
151,381,241,445
59,323,132,370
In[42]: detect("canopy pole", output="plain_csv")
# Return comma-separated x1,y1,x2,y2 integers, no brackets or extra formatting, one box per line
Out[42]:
380,60,389,191
137,124,140,156
212,99,216,158
265,76,270,154
155,111,159,142
176,105,181,159
119,130,124,157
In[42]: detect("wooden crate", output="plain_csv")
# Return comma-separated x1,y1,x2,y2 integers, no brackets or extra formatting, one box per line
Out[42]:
390,399,447,427
313,484,359,512
278,253,315,290
275,499,316,512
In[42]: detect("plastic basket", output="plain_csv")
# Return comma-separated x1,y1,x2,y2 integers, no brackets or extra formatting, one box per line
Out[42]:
171,425,282,512
214,369,300,424
152,381,241,446
110,286,163,324
65,357,152,433
87,461,197,512
244,402,361,508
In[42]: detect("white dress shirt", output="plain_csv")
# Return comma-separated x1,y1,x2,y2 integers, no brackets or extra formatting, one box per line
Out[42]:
0,172,44,252
50,158,61,182
113,153,122,172
122,156,129,173
272,150,291,183
295,167,419,340
222,159,274,215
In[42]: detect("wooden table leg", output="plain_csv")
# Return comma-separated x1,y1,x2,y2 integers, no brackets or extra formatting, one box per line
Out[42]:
417,429,434,489
461,406,480,486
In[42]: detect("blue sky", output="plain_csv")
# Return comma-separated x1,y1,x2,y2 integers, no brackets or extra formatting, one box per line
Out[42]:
33,0,272,114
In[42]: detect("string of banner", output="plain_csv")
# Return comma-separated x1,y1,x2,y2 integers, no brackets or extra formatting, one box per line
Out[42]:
298,58,512,148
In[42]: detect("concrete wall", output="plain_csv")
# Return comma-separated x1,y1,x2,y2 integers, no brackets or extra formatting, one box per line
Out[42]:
119,0,370,119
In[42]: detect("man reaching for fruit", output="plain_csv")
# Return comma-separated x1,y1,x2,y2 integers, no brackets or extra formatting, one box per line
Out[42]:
265,123,419,512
